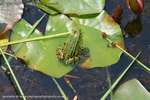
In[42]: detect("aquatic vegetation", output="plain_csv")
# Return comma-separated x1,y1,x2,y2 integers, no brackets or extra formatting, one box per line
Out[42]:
0,0,149,100
112,79,150,100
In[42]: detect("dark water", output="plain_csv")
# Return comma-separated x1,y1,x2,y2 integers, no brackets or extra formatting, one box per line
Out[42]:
0,0,150,100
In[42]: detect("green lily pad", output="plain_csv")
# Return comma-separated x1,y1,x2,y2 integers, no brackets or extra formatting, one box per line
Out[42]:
11,11,123,77
112,79,150,100
11,17,74,78
77,10,123,42
74,11,123,68
37,0,105,16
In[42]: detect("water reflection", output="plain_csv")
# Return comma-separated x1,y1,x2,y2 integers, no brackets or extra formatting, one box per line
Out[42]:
125,17,143,37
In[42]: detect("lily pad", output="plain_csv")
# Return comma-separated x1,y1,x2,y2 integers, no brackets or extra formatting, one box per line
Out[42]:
75,11,124,68
77,10,124,42
11,18,74,78
36,0,105,16
112,79,150,100
11,11,124,77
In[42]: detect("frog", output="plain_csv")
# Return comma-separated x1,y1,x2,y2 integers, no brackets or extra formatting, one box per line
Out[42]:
56,22,88,65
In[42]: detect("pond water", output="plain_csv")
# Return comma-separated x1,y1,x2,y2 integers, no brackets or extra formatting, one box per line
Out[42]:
0,0,149,100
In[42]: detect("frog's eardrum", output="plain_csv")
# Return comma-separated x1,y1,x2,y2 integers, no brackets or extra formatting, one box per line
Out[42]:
0,0,24,34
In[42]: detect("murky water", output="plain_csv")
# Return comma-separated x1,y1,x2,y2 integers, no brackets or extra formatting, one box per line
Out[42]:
0,0,149,100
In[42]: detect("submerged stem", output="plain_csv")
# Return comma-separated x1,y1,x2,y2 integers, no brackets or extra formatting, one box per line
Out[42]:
106,68,112,100
52,78,68,100
0,48,26,100
0,52,17,59
101,52,141,100
64,77,77,93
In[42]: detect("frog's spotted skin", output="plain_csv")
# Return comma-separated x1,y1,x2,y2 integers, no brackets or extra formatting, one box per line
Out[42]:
0,0,24,34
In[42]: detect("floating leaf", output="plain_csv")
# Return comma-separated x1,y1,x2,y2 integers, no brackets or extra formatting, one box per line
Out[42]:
75,11,124,68
6,0,124,77
11,10,124,77
11,18,74,78
36,2,58,15
112,79,150,100
36,0,105,16
77,10,124,42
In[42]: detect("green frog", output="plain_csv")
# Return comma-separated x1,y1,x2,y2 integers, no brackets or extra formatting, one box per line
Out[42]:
56,22,86,65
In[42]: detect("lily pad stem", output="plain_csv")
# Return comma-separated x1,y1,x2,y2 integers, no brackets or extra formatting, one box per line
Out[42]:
0,48,26,100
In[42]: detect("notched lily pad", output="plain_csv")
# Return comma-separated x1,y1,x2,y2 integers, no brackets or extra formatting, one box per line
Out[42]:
11,18,74,78
11,10,124,77
74,11,124,68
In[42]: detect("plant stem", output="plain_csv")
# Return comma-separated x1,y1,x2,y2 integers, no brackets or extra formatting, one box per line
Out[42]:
52,78,68,100
0,48,26,100
0,52,17,59
64,77,77,93
11,14,46,54
106,38,150,72
27,14,46,37
101,52,141,100
106,68,112,100
3,14,45,64
0,15,46,99
116,44,150,72
3,52,17,59
0,32,70,47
